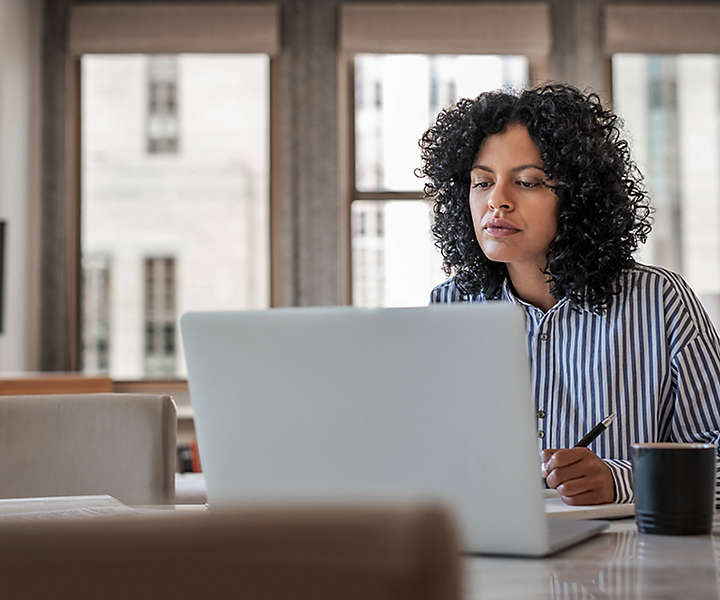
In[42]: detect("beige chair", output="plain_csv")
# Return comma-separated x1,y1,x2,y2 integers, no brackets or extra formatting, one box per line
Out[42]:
0,393,176,505
0,502,461,600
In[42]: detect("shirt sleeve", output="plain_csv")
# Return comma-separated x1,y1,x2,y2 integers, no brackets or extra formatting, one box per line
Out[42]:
429,280,457,304
652,271,720,507
670,332,720,507
603,458,634,503
606,271,720,506
600,322,720,506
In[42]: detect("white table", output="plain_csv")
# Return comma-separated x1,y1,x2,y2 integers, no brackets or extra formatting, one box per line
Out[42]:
7,490,715,598
465,518,720,599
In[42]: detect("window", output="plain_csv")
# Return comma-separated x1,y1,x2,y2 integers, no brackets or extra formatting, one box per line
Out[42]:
81,54,270,379
81,253,111,372
612,54,720,327
351,54,529,307
144,257,176,377
352,200,442,308
147,55,179,154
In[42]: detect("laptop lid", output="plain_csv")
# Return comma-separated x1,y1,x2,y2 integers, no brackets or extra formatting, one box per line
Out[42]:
181,304,554,555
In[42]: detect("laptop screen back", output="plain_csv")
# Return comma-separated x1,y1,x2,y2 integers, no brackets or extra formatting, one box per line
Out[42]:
181,304,550,554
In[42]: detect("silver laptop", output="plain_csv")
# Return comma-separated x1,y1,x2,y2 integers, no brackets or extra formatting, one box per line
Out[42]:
180,303,607,556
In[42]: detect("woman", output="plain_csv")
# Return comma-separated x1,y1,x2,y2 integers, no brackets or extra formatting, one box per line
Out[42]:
421,83,720,505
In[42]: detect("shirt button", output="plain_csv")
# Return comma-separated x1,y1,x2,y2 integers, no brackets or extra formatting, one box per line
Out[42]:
537,430,545,439
537,410,546,419
538,333,549,342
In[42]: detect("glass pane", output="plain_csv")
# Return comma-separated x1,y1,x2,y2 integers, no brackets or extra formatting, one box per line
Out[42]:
82,253,111,372
354,54,529,192
352,200,446,307
82,54,270,379
612,54,720,327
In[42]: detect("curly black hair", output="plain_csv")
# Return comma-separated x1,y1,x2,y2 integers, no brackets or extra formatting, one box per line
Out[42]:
419,83,652,313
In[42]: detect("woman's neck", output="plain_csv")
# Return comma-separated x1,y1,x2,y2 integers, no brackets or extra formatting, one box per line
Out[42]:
506,263,557,313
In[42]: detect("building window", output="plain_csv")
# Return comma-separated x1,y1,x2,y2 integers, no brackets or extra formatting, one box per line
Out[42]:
147,55,179,154
352,54,529,307
81,253,111,372
612,53,720,329
144,257,176,377
81,54,270,379
374,80,382,109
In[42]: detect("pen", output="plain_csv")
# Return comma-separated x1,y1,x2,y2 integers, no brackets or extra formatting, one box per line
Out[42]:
574,412,616,448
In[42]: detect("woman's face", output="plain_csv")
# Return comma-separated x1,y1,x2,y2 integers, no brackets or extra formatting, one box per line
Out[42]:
469,123,559,272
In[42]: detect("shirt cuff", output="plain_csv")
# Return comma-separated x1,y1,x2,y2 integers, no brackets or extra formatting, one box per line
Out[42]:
602,458,634,503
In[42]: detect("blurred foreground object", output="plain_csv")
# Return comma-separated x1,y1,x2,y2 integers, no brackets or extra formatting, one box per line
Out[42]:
0,502,460,600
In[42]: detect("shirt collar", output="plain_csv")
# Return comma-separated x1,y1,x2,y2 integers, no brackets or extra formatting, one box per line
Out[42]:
500,278,520,304
501,278,584,316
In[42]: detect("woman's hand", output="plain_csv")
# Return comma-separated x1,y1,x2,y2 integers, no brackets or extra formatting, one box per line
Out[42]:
541,448,615,505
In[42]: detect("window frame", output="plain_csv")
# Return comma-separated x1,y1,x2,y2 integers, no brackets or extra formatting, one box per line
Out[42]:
63,3,279,380
604,3,720,305
344,54,547,305
339,3,551,304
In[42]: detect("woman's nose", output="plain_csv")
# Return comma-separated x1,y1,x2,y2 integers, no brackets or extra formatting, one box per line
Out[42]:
487,182,513,211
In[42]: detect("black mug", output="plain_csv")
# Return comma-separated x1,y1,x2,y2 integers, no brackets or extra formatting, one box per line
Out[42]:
631,442,716,535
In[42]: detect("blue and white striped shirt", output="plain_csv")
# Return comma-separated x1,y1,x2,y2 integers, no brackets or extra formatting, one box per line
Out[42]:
430,264,720,504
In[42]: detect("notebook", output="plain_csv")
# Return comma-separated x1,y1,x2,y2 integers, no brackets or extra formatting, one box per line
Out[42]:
181,304,608,556
545,489,635,520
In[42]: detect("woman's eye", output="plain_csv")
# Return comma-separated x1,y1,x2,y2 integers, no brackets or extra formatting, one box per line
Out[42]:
517,180,541,188
472,181,492,189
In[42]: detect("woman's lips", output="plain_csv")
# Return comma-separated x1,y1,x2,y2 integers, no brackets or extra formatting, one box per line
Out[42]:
484,226,520,237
